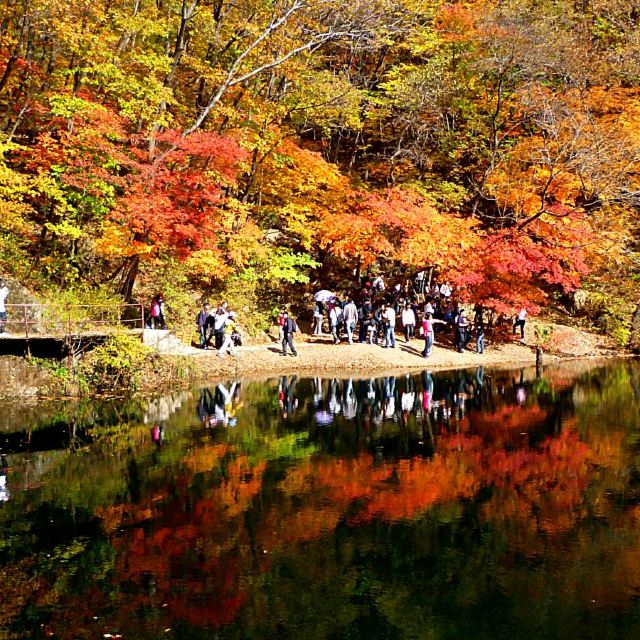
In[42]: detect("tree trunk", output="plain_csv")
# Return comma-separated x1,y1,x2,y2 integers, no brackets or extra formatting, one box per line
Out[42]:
629,303,640,353
117,256,140,302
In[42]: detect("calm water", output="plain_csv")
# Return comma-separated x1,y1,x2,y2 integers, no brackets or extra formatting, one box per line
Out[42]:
1,361,640,639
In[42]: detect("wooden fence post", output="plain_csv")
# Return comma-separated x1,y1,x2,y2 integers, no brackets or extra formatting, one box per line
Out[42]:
23,305,30,357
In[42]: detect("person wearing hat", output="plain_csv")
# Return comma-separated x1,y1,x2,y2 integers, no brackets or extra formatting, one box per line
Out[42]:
0,278,8,334
217,311,239,357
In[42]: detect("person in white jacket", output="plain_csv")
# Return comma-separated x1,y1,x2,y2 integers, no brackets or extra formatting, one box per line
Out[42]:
401,303,416,342
0,279,8,334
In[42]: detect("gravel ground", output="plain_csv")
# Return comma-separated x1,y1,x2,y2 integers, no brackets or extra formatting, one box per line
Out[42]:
177,320,616,382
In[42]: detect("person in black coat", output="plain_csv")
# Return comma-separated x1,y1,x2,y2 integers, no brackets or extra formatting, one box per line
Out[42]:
282,312,298,357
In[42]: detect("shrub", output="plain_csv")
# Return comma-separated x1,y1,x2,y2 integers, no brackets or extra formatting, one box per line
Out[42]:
81,333,150,392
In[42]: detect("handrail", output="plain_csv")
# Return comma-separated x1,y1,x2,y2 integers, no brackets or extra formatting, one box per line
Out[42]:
2,303,146,342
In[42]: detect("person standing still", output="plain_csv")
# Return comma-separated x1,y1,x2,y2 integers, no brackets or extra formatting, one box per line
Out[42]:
476,319,486,354
455,309,470,353
358,297,372,343
277,307,286,343
401,303,416,342
196,303,210,348
0,279,8,334
383,304,396,348
213,306,228,350
282,311,298,357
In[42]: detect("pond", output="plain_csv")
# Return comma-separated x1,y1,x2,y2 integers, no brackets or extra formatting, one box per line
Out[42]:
1,360,640,639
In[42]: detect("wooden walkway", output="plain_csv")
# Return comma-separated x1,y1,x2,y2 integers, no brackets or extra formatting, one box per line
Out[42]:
0,303,146,357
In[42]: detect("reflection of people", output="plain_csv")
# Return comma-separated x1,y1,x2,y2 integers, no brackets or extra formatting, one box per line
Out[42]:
151,424,165,448
422,371,434,413
278,376,298,418
197,388,214,426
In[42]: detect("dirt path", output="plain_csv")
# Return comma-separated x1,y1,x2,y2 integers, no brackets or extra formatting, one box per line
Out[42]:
151,318,620,386
184,334,543,380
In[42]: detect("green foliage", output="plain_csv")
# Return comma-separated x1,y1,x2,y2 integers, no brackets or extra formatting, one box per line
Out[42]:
81,333,151,392
581,292,632,346
264,250,320,285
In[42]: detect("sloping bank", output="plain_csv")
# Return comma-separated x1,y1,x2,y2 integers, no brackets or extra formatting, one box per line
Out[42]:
0,320,620,398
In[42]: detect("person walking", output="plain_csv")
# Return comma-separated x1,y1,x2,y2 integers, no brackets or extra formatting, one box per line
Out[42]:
343,297,358,345
383,303,396,348
196,302,210,348
217,311,239,357
329,303,342,344
212,305,228,350
401,303,416,342
0,279,8,334
513,307,528,339
281,311,298,357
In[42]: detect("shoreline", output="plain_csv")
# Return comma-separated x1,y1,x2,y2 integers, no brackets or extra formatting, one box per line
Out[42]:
159,334,621,388
0,322,627,399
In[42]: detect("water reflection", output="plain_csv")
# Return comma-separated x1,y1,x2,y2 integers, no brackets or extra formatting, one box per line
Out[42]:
1,362,640,639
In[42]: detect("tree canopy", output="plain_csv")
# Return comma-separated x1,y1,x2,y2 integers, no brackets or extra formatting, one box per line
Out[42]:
0,0,639,326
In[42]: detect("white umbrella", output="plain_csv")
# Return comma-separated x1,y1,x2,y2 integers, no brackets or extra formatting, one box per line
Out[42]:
314,410,333,426
314,290,335,303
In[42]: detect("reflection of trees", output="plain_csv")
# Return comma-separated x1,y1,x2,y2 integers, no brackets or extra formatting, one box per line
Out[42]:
3,364,640,638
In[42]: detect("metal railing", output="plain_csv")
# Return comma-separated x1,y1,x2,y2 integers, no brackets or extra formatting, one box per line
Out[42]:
2,303,146,342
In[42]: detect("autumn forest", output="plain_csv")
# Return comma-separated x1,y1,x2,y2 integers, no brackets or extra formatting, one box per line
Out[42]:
1,0,639,336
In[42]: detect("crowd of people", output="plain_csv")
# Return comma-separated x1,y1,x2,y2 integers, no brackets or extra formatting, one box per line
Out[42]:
311,274,528,358
188,273,528,360
195,301,243,357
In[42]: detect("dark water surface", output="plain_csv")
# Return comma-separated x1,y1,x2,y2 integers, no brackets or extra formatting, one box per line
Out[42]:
2,360,640,639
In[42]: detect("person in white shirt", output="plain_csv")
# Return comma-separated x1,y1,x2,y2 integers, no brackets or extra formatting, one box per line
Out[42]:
212,305,229,350
401,303,416,342
440,281,452,298
329,304,342,344
342,297,358,344
513,307,528,339
415,270,425,294
383,304,396,348
372,275,385,293
0,279,8,334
